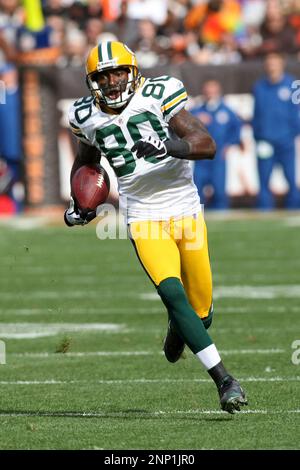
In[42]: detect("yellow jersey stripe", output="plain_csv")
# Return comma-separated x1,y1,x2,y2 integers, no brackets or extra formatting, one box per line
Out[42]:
70,127,82,135
161,91,187,113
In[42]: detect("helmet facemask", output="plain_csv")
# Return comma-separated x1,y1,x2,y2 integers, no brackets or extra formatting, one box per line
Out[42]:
88,65,141,109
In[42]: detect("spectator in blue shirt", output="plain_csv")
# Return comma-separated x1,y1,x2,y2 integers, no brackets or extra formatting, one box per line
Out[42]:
0,0,23,213
252,52,300,209
190,79,243,210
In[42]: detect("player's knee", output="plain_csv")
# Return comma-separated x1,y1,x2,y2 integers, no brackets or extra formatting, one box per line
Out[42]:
201,303,214,330
202,315,212,330
157,277,187,308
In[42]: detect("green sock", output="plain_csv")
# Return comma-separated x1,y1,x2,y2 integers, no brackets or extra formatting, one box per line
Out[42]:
157,277,213,353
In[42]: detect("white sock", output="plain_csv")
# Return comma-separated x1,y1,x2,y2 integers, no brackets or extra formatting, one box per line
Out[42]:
195,343,221,370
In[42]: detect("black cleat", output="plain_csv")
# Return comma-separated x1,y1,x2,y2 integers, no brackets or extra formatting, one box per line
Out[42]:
163,321,185,363
218,375,248,414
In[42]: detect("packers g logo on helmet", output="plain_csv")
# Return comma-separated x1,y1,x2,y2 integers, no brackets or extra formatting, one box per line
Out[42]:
86,41,141,109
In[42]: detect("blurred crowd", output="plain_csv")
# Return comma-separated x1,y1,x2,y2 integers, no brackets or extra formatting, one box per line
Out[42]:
0,0,299,70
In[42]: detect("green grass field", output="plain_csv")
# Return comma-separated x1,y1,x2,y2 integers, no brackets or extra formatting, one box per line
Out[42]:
0,213,299,450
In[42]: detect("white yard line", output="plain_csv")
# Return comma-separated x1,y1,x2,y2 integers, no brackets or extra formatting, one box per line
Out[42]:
0,307,163,316
0,376,299,385
13,351,154,358
283,217,300,227
0,323,126,339
2,284,300,301
219,348,285,355
0,266,99,274
0,305,299,316
0,409,299,418
10,348,285,358
121,325,297,334
140,285,300,301
0,323,294,339
1,285,300,302
214,285,300,299
0,291,134,300
0,217,49,230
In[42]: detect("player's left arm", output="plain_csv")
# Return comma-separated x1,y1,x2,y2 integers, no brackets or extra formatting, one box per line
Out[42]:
132,108,216,161
168,108,216,160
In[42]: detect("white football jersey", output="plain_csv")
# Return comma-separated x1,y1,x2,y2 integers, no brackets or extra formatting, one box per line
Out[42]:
69,76,201,222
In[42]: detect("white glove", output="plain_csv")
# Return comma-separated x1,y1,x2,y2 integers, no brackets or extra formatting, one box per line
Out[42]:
132,136,167,159
64,197,95,227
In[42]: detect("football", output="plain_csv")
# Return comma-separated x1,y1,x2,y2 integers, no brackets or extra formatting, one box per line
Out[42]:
71,164,110,212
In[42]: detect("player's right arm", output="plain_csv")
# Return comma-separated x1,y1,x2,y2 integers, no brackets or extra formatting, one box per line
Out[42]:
68,98,102,180
65,141,101,227
64,141,101,227
70,141,101,182
65,101,102,227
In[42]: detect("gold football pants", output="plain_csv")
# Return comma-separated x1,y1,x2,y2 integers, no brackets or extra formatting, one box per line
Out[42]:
129,212,212,319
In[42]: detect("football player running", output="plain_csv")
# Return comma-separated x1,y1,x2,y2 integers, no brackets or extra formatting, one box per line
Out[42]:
65,41,247,414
